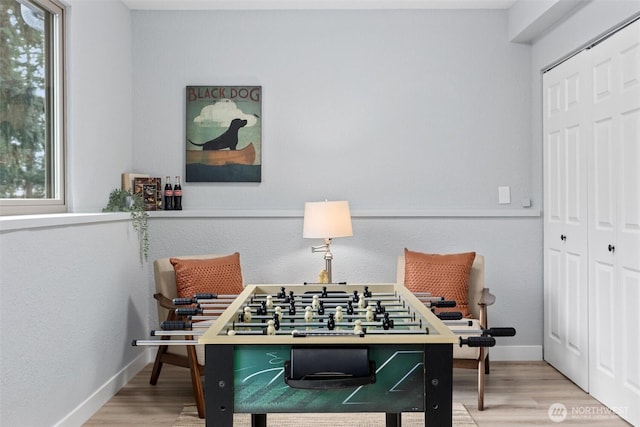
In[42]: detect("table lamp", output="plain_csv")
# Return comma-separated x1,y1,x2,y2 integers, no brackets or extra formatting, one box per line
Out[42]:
303,200,353,284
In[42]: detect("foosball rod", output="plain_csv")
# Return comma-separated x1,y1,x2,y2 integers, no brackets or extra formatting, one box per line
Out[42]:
412,293,449,301
160,320,213,329
175,308,226,316
442,320,474,326
151,330,204,337
172,293,239,304
244,301,406,309
132,339,199,346
251,291,398,301
245,312,415,321
228,320,423,329
241,306,413,315
450,327,516,337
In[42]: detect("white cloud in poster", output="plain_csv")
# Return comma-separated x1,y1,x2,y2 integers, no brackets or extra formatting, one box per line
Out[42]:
193,99,257,127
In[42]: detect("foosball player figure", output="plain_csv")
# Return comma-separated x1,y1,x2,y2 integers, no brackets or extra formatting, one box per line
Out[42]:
304,306,313,324
358,295,366,309
266,320,276,335
354,319,363,334
365,306,375,322
239,306,252,323
382,312,394,330
257,301,267,316
327,313,336,330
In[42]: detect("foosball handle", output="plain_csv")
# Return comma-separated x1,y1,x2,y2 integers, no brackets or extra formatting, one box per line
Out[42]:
485,327,516,337
176,307,202,316
173,297,196,305
161,320,191,330
430,300,457,308
194,293,218,300
460,336,496,347
436,311,463,320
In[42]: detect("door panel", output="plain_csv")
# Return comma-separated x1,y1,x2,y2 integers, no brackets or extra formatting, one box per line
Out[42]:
543,51,590,391
588,18,640,426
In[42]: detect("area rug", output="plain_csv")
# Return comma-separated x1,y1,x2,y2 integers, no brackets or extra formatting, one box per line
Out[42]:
174,402,477,426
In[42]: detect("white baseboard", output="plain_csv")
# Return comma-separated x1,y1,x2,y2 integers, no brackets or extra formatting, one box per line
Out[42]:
490,345,542,361
54,348,154,427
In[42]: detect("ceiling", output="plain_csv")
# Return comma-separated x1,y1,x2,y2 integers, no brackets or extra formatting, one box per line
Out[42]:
121,0,518,11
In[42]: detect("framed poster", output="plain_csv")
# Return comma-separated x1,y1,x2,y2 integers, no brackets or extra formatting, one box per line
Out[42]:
185,86,262,182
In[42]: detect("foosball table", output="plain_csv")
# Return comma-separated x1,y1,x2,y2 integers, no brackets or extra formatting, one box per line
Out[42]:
189,283,495,427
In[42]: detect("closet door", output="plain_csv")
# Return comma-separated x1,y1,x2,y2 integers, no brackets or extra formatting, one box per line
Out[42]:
543,51,590,391
588,19,640,426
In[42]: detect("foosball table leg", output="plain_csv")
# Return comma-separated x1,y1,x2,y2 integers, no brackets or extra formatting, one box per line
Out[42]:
251,414,266,427
424,343,453,427
205,344,234,427
385,412,401,426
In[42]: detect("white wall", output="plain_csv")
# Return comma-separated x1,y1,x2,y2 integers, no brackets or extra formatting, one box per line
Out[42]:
67,0,135,212
0,219,149,427
0,1,146,427
131,9,533,212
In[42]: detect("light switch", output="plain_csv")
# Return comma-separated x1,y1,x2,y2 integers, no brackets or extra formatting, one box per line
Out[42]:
498,186,511,204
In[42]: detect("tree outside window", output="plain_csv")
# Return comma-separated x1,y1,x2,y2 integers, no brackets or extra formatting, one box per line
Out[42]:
0,0,65,214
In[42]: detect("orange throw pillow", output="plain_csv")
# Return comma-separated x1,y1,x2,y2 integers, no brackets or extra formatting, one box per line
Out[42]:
170,253,244,298
404,249,476,317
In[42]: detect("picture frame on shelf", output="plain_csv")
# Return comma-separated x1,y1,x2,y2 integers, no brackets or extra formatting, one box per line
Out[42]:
122,173,149,192
133,177,162,210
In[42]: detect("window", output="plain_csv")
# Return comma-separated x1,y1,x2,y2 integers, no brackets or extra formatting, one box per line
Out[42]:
0,0,66,215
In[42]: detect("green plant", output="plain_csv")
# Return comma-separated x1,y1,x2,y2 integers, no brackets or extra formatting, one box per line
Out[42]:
103,188,149,262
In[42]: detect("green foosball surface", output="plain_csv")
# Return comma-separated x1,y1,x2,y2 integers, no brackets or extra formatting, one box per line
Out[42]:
233,344,425,413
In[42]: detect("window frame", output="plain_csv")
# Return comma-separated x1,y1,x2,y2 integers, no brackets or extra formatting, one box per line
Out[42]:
0,0,67,216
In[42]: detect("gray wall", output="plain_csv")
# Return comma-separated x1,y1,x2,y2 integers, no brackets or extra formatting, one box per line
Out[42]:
132,10,533,212
0,2,143,427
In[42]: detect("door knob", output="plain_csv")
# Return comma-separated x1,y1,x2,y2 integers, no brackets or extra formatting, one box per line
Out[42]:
560,235,567,241
608,244,615,253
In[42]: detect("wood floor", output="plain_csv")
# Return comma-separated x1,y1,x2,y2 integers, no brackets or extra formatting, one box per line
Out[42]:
85,361,630,426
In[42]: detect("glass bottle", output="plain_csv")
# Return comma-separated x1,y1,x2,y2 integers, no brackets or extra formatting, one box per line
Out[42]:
164,176,173,210
173,176,182,210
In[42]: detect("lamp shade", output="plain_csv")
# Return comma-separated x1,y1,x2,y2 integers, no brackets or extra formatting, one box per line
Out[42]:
303,200,353,239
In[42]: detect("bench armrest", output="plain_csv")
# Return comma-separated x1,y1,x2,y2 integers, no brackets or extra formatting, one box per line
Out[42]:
154,293,176,310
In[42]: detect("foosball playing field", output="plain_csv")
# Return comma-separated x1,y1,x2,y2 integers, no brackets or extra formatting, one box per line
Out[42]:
233,344,426,413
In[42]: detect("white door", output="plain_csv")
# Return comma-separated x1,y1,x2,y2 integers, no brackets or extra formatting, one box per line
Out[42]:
589,19,640,426
543,50,590,391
